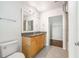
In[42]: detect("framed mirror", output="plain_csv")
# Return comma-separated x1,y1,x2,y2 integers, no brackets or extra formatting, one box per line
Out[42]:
22,8,33,32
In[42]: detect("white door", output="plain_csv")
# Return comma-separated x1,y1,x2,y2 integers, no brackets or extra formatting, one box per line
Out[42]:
68,1,78,58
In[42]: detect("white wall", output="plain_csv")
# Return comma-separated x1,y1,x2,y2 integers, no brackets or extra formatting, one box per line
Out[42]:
0,1,23,51
40,8,66,47
68,1,78,58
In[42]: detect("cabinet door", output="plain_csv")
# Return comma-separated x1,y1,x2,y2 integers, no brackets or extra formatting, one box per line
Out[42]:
30,37,37,57
35,35,44,51
41,34,45,48
40,34,45,48
22,37,28,57
38,35,42,50
22,37,31,57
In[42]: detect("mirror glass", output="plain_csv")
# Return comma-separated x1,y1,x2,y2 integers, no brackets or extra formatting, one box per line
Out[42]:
23,20,33,31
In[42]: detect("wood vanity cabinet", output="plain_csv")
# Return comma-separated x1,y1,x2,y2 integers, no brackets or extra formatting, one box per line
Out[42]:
22,33,46,58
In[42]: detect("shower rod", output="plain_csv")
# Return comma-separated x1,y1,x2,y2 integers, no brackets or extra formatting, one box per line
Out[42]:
0,17,16,22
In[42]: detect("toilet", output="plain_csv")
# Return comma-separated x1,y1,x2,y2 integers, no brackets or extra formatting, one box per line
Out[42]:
0,40,25,58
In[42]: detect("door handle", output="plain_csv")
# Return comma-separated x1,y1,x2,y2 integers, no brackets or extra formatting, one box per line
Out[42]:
75,42,79,46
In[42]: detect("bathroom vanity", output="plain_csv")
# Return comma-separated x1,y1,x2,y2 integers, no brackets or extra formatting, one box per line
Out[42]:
22,32,46,57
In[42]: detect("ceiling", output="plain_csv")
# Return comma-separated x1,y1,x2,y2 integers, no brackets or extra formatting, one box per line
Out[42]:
23,1,65,13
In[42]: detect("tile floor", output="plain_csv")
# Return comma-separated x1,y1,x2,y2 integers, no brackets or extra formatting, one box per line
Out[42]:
35,46,68,58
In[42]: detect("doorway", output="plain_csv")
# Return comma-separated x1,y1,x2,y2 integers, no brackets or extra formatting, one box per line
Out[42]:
49,15,63,48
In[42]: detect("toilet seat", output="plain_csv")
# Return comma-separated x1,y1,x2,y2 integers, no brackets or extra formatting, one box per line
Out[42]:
7,52,25,58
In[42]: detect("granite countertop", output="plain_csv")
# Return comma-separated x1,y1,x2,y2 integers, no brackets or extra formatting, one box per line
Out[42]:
22,32,46,37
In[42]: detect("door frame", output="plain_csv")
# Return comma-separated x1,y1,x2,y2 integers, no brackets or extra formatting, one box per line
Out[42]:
48,14,68,50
